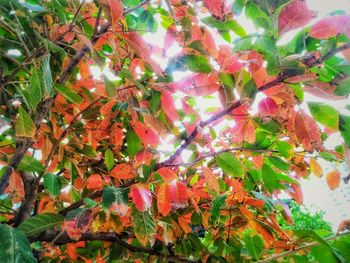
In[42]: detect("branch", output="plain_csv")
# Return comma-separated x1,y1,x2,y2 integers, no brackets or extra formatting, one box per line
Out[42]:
30,230,198,263
0,0,152,195
256,231,350,263
156,43,350,169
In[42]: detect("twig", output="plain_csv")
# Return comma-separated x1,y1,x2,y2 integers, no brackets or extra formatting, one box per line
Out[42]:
30,230,198,263
256,231,350,263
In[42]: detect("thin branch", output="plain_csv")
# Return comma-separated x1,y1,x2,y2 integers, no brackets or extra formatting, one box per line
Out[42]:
30,230,198,263
256,231,350,263
156,43,350,169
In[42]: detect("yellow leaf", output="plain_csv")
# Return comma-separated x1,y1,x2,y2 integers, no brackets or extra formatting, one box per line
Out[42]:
310,158,323,177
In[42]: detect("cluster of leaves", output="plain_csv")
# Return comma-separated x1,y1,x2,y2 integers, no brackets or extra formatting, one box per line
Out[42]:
0,0,350,262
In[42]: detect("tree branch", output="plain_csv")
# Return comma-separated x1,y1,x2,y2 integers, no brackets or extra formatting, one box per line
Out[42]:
156,43,350,169
30,230,198,263
256,231,350,263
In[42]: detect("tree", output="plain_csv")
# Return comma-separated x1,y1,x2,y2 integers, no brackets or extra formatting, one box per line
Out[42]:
0,0,350,262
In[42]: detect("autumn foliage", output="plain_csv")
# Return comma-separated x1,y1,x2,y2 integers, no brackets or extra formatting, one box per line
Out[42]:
1,0,350,262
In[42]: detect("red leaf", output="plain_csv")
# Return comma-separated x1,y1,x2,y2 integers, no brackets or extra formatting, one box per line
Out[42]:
108,0,123,32
258,97,278,116
310,15,350,39
230,119,256,144
293,110,322,152
290,184,303,204
303,81,343,100
64,209,93,240
157,184,172,216
161,91,179,122
278,0,317,35
121,32,163,75
169,73,220,96
218,46,243,74
326,170,340,190
110,163,133,179
168,180,188,209
131,121,159,147
131,184,152,212
203,0,225,21
86,174,104,190
157,167,178,181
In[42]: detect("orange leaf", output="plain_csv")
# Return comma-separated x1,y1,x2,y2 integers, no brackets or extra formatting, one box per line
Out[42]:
86,174,104,190
157,184,172,216
110,163,133,179
63,209,93,240
107,0,123,31
156,167,178,181
326,170,340,190
203,167,220,193
131,121,159,147
130,184,152,212
168,180,189,209
309,158,323,177
178,213,191,234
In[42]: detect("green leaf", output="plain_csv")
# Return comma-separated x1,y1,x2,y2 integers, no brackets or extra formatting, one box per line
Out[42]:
104,76,117,98
0,224,37,263
105,149,115,172
268,156,289,171
43,173,62,196
18,213,64,237
243,233,264,260
201,17,246,37
254,35,279,74
211,194,227,220
18,155,44,173
339,114,350,147
275,141,294,158
216,152,244,178
175,55,212,73
262,163,279,193
16,106,36,137
29,66,45,110
149,90,161,114
232,0,246,15
252,0,289,15
102,187,128,209
311,244,338,263
127,128,143,157
131,208,156,246
335,78,350,96
55,84,83,104
308,102,339,129
241,79,258,99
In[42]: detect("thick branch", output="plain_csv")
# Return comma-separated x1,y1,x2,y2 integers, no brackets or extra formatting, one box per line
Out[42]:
30,230,198,263
156,43,350,169
256,231,350,263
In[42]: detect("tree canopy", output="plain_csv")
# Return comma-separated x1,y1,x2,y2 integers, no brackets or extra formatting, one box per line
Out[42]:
0,0,350,262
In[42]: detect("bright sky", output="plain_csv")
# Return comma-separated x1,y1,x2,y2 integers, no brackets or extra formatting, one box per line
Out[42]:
144,0,350,230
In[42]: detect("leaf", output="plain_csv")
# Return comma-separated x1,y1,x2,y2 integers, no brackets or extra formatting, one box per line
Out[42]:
278,0,317,35
201,17,246,36
63,208,93,240
335,78,350,96
203,0,225,20
126,128,143,157
216,152,244,178
86,174,104,190
110,163,133,179
308,102,339,129
18,155,44,173
267,156,289,171
16,106,36,138
105,149,115,171
108,0,123,31
258,97,278,116
211,194,227,220
326,170,340,190
294,110,322,152
170,55,212,73
18,213,64,237
241,79,258,99
130,121,159,147
310,158,323,177
157,183,172,216
310,15,350,39
130,184,152,212
0,224,36,263
262,163,279,193
203,166,220,193
168,180,189,209
43,173,62,196
102,186,128,211
339,114,350,147
131,208,156,246
243,233,264,260
55,84,82,104
29,68,44,109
